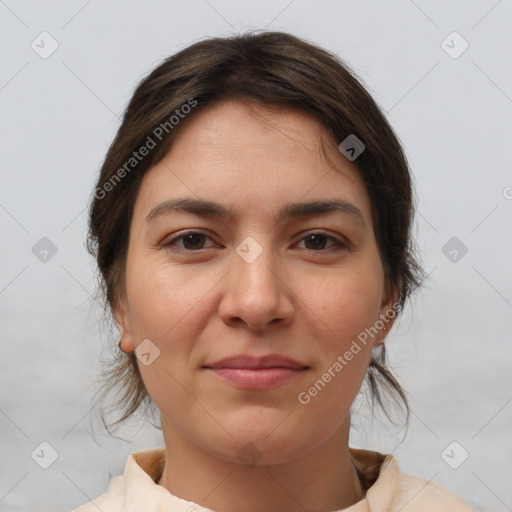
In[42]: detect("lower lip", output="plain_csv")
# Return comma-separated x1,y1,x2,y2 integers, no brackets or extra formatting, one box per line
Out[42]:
205,367,307,390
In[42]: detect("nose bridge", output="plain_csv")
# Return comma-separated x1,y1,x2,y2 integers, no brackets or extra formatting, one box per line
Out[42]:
234,234,280,298
219,233,293,329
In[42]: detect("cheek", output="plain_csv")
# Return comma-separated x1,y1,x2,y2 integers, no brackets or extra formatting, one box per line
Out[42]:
296,264,383,391
124,255,212,418
125,253,210,341
303,264,384,345
293,278,380,424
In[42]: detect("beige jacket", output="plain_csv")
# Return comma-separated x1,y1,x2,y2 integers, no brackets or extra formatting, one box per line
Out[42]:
71,446,473,511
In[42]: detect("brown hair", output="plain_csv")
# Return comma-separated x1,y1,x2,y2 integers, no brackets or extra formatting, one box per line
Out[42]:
87,30,426,438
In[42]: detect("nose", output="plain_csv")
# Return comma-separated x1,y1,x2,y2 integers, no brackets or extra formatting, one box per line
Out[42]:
218,240,295,330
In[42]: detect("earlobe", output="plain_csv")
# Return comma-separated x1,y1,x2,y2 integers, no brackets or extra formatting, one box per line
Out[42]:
373,324,387,348
113,300,135,354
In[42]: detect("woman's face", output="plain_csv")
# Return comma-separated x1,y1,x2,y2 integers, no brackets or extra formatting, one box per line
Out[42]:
115,100,397,464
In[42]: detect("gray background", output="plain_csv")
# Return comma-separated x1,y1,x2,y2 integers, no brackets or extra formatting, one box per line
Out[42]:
1,1,511,511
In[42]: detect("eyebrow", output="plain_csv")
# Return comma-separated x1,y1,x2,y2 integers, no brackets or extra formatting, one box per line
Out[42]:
145,197,366,227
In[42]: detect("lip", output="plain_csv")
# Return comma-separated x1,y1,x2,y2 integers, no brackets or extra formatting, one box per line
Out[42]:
204,354,308,370
203,354,309,390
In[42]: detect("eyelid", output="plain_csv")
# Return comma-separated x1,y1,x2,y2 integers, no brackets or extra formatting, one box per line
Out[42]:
296,231,350,251
162,229,218,249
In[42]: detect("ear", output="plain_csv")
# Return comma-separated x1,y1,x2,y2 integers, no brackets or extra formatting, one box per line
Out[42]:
113,298,135,353
373,288,401,348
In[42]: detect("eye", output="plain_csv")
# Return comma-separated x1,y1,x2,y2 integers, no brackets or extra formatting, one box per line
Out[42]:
162,231,349,253
296,232,349,252
162,231,217,251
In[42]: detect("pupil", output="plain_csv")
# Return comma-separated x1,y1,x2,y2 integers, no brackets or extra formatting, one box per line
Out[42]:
184,234,203,249
306,235,325,250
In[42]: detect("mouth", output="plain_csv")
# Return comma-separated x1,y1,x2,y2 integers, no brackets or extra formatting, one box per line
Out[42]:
203,354,310,390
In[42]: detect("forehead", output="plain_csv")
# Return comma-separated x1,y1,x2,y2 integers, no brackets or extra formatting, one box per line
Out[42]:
133,100,373,227
169,100,339,165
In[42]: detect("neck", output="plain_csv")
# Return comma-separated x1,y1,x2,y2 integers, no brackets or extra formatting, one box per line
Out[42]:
156,416,365,512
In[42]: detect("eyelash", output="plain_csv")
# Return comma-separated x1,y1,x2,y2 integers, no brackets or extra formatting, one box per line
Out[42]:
162,230,349,254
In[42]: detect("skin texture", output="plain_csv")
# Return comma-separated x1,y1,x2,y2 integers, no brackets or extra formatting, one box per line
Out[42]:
114,100,398,512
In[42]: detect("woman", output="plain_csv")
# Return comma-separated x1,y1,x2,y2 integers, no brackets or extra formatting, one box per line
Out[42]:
73,31,472,511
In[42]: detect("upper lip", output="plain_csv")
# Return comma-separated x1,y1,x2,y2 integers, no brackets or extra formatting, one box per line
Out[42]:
204,354,309,370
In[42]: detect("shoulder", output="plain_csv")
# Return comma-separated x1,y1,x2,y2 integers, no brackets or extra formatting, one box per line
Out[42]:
350,448,473,512
70,475,124,511
390,463,473,511
70,446,166,511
